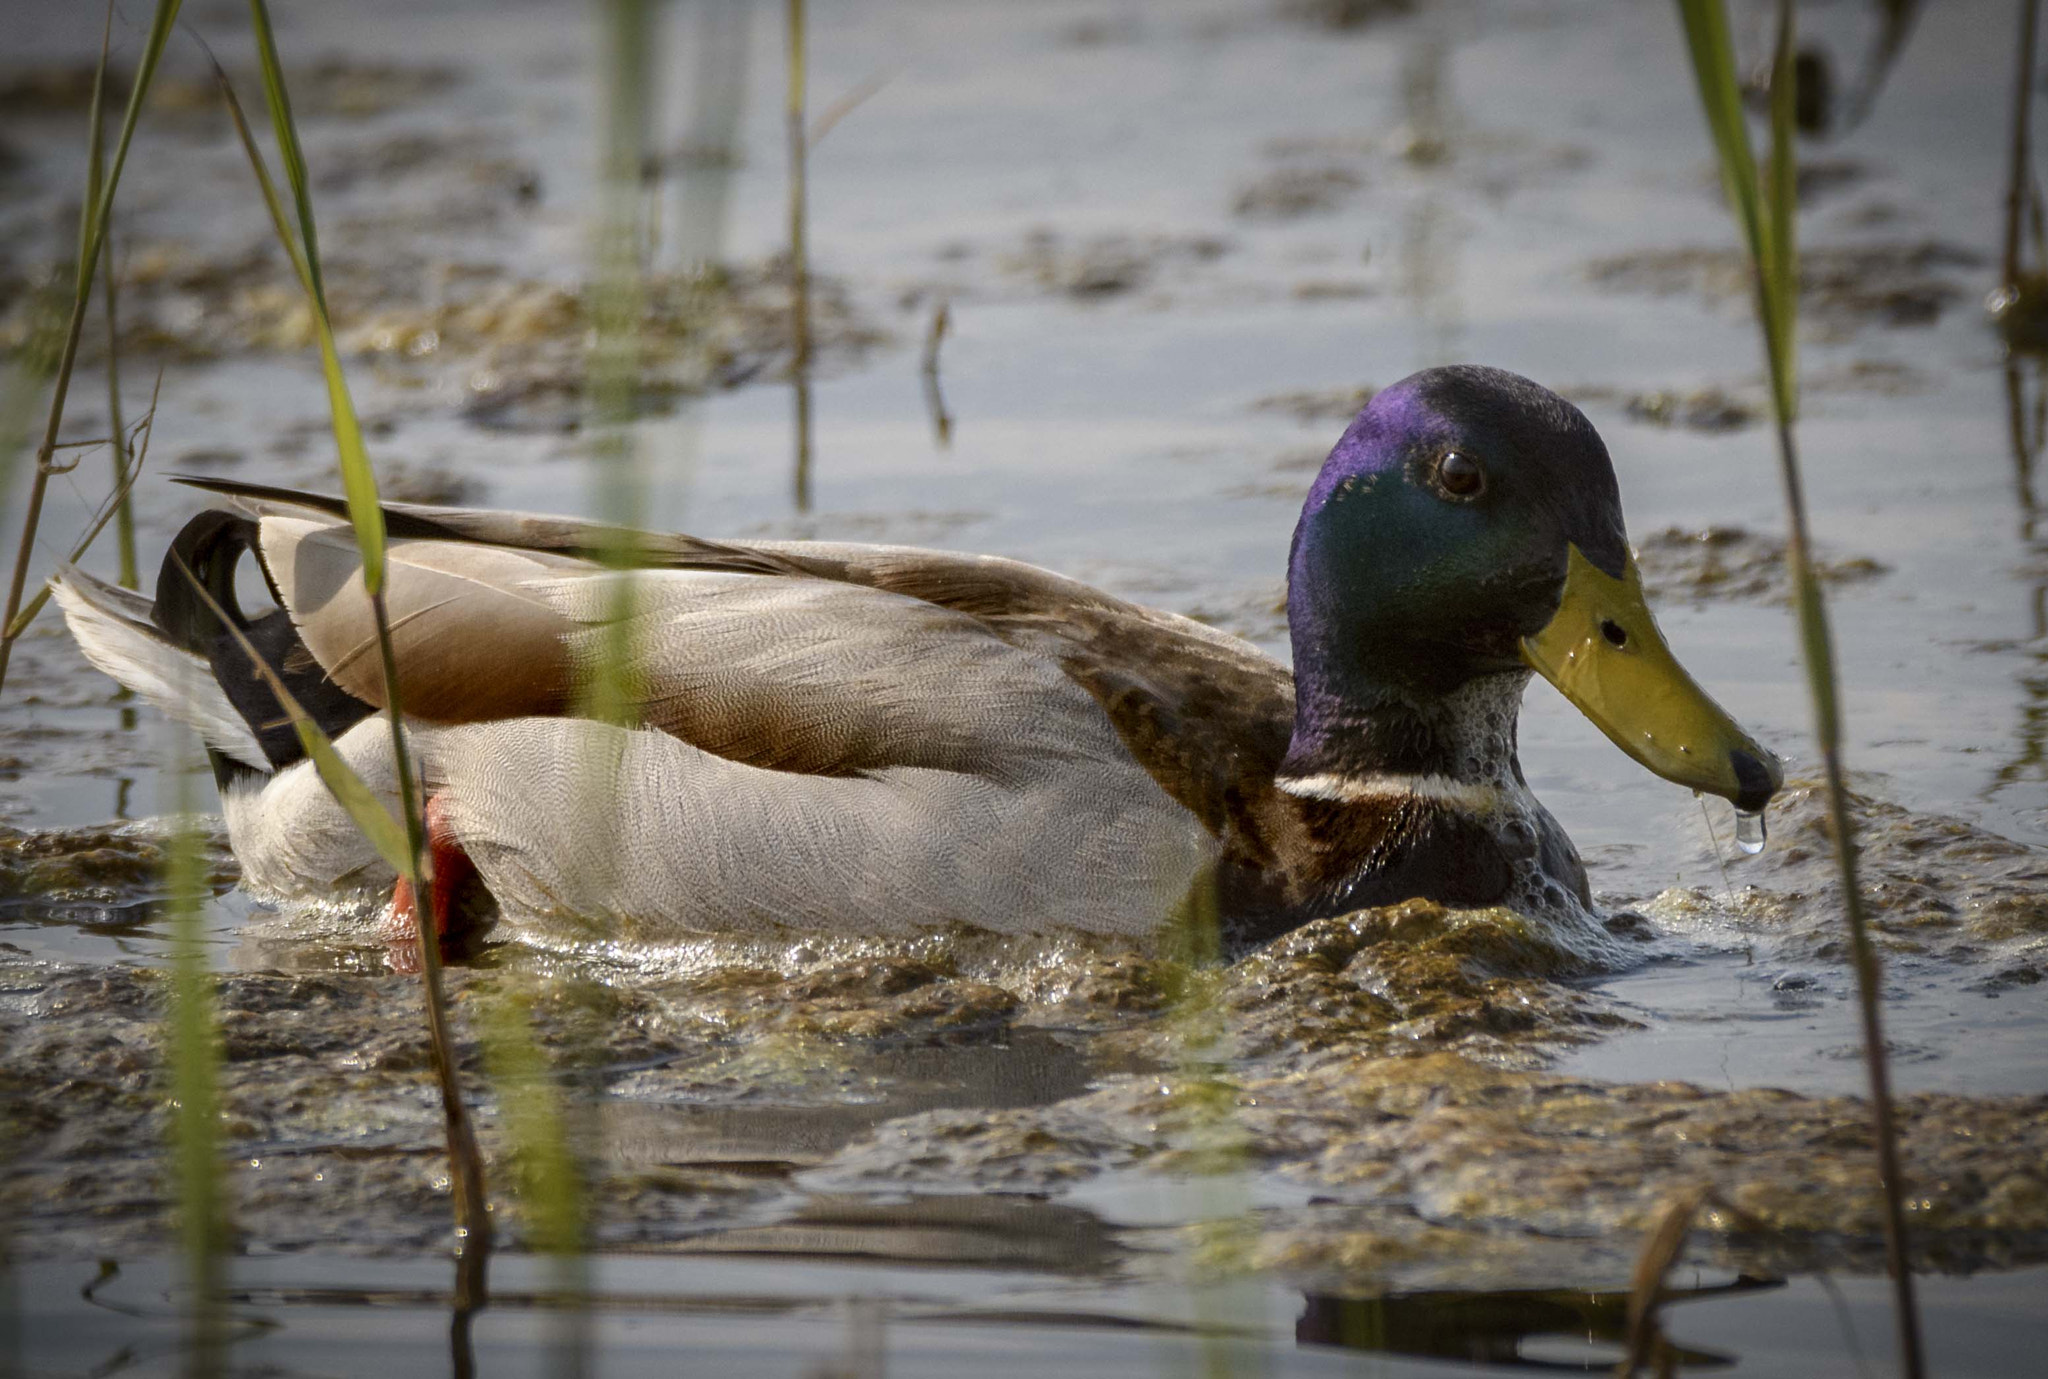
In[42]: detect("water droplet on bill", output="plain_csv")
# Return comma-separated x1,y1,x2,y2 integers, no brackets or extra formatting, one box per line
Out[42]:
1734,807,1767,855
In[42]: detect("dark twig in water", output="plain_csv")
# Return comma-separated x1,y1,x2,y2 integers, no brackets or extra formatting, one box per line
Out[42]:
1815,1273,1881,1379
2003,357,2040,549
370,586,492,1313
1839,0,1925,132
1614,1185,1709,1378
1674,4,1925,1375
1616,1187,1771,1378
2030,179,2048,278
2005,0,2041,290
921,298,953,449
1986,361,2048,791
786,0,814,511
450,1299,477,1379
808,71,890,148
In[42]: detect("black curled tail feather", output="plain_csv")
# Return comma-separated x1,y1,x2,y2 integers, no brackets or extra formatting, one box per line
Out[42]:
154,509,375,776
152,509,263,655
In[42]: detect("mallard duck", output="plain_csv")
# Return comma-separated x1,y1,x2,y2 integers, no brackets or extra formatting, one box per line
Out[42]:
54,365,1779,951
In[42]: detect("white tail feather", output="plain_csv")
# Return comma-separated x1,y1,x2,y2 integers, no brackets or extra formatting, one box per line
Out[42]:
51,568,269,770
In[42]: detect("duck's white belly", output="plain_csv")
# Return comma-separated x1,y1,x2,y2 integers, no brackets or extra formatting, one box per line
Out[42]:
224,714,1220,939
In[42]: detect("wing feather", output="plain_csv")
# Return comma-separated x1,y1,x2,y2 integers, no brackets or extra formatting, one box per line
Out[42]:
259,517,585,721
192,479,1293,839
534,568,1123,777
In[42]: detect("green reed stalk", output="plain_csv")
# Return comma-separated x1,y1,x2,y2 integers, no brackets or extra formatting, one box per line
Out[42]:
585,0,655,725
664,0,752,530
101,235,139,592
221,9,493,1305
786,0,814,511
674,0,753,272
0,0,181,699
1160,882,1260,1379
84,90,140,593
165,730,226,1377
0,282,68,532
1673,4,1924,1376
459,6,668,1369
476,987,587,1262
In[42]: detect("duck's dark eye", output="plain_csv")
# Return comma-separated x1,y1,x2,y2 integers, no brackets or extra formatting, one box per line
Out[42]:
1433,450,1485,499
1601,619,1629,648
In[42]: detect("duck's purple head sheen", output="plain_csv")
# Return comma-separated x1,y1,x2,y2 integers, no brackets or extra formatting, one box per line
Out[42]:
1282,364,1781,814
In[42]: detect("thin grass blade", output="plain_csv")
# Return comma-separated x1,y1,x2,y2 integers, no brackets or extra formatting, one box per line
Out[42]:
75,6,115,301
785,0,814,510
238,4,387,594
1670,4,1925,1376
216,21,490,1303
476,988,586,1258
89,1,182,240
246,0,324,304
1675,0,1769,268
101,248,139,590
86,41,140,592
582,0,655,728
1764,0,1799,422
164,726,226,1374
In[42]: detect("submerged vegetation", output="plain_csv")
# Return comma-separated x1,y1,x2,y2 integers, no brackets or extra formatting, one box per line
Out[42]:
9,897,2047,1265
0,1,2043,1375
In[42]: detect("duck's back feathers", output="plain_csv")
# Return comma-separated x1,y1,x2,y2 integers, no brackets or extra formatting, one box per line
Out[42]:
178,476,1300,840
258,516,585,722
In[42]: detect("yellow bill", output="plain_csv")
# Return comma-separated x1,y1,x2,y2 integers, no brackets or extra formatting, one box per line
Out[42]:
1521,544,1781,813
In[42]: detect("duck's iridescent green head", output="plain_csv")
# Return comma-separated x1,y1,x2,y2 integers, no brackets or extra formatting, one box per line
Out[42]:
1285,364,1781,814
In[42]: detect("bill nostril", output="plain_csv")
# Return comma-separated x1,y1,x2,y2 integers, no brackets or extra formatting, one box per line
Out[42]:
1729,748,1780,813
1600,619,1628,648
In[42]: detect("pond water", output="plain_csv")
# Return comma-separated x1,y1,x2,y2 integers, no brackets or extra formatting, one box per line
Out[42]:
13,1254,2048,1378
3,0,2046,1373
